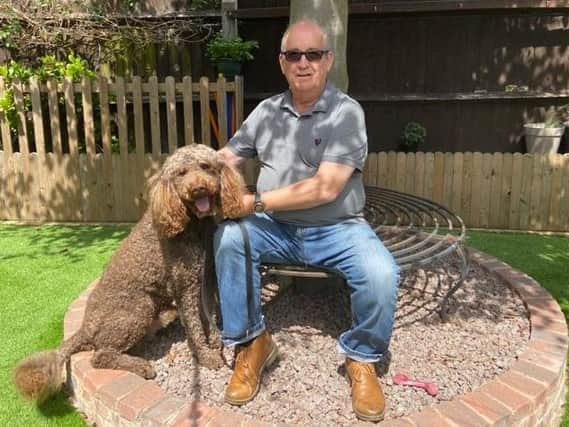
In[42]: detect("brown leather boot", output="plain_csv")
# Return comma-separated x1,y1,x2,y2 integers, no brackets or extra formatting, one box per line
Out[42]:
224,330,278,405
345,358,385,422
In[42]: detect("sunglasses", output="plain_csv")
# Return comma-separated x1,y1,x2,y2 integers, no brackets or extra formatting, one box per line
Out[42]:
280,49,330,62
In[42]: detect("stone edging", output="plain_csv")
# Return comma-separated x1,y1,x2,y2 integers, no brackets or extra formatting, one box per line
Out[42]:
64,249,568,426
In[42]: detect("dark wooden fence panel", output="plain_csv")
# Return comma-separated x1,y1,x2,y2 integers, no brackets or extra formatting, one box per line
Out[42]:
239,7,569,154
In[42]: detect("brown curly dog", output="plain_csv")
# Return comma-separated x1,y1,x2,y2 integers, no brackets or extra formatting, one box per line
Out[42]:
13,144,246,403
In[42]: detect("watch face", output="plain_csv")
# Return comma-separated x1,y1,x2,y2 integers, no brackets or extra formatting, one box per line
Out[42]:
254,202,264,213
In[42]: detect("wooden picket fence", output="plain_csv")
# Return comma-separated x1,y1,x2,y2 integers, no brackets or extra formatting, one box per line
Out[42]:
364,152,569,232
0,74,244,222
1,74,568,231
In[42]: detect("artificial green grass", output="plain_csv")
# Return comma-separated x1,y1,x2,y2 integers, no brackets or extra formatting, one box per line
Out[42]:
1,225,567,425
467,231,569,426
0,224,130,427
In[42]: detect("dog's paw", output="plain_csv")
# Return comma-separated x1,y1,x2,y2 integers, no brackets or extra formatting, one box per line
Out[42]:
198,354,225,370
137,365,156,379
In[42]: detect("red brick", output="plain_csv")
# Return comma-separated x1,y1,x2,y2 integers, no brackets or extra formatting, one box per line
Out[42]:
511,359,560,389
207,410,245,426
407,407,455,426
434,400,490,427
479,380,532,417
497,371,547,405
528,338,567,358
141,395,186,425
97,372,146,409
380,418,417,427
117,381,166,421
531,325,569,345
170,401,218,426
519,349,565,373
83,368,128,395
71,354,95,381
459,391,512,425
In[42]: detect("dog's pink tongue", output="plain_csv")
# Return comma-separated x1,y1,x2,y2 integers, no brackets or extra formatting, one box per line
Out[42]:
195,196,210,213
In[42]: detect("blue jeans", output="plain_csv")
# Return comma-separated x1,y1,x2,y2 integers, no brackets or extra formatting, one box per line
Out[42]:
213,213,400,363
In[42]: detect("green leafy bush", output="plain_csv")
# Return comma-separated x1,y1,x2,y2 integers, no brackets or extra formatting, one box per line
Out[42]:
0,53,96,136
205,35,259,62
400,122,427,152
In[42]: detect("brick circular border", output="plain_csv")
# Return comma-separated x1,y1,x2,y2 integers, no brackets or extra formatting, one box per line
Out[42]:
64,249,568,426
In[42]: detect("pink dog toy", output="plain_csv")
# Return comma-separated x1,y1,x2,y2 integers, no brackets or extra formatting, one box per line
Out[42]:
392,373,438,396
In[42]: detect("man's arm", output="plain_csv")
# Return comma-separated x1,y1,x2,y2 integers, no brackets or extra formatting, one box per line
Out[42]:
240,161,355,215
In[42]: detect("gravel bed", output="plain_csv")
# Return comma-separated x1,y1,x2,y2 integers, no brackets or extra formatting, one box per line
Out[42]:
135,258,529,425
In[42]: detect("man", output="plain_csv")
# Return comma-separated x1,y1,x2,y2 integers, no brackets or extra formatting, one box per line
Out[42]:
215,20,400,422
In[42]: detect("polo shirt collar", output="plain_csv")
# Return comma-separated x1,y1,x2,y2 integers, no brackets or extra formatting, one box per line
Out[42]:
280,80,335,116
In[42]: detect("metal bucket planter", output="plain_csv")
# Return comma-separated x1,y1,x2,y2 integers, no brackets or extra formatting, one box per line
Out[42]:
215,60,242,80
524,123,565,154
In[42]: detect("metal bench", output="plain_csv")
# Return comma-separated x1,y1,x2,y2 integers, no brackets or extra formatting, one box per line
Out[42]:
259,186,469,320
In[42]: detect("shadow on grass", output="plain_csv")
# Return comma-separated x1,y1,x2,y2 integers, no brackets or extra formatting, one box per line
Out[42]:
0,224,132,264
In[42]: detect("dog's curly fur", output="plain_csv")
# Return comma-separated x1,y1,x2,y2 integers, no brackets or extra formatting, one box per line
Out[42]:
13,144,245,403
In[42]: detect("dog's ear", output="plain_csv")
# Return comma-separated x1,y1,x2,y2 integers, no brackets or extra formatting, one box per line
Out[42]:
219,162,246,218
149,174,189,238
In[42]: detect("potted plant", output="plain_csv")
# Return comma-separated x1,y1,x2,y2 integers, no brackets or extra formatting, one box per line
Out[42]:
399,122,426,152
524,104,569,154
205,35,259,79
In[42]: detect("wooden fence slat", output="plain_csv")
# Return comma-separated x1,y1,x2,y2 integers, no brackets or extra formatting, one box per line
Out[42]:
149,76,162,154
509,153,523,230
489,152,503,228
165,76,178,154
29,77,45,156
470,152,483,228
12,81,29,156
432,152,444,204
46,79,62,156
12,81,32,219
64,78,79,156
529,154,544,230
216,76,228,147
132,76,146,216
451,152,463,216
395,152,406,192
423,152,434,201
461,152,473,226
405,152,415,195
365,153,378,186
377,152,388,187
548,154,563,231
200,77,211,146
386,151,397,190
479,153,493,228
443,152,454,209
414,152,425,197
182,76,195,146
541,154,554,230
98,76,114,220
519,154,533,230
500,152,513,229
81,78,97,221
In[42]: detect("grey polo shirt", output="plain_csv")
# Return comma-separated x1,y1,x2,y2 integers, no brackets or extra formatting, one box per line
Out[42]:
227,81,368,225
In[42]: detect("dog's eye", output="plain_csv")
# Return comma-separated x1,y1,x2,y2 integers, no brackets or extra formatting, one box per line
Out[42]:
199,162,211,171
177,168,187,176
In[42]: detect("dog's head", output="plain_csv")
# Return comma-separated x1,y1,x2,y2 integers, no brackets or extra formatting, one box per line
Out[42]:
149,144,245,238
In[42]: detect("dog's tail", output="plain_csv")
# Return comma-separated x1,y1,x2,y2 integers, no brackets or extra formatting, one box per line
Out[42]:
13,331,89,403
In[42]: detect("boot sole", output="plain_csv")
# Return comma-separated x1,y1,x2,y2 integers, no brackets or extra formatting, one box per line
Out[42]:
224,342,279,406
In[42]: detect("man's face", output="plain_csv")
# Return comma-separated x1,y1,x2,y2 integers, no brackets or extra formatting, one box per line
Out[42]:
279,23,334,97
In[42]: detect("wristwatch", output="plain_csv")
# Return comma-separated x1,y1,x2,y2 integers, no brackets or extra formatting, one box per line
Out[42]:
254,192,265,213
